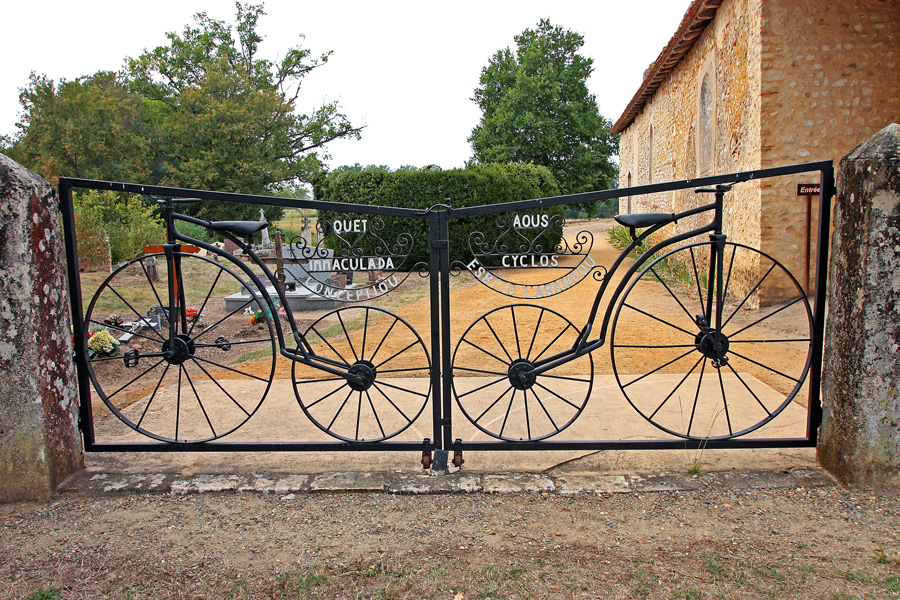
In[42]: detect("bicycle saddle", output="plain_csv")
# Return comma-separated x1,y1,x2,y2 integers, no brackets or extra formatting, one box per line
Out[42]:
209,220,268,239
614,212,677,229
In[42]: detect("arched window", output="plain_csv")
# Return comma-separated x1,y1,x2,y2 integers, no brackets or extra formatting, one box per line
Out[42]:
699,73,714,174
626,171,633,213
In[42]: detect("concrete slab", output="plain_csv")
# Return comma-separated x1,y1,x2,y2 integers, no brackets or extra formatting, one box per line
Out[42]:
555,474,630,495
85,373,816,477
482,473,556,493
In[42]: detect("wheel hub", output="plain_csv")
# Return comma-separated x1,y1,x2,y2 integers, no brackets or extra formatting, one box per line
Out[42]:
162,334,196,365
695,329,730,366
508,359,537,390
348,360,377,391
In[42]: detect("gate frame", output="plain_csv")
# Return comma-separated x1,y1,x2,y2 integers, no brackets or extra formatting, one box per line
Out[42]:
60,159,834,456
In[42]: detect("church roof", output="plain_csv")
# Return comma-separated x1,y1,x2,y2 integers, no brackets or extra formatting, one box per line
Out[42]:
610,0,724,135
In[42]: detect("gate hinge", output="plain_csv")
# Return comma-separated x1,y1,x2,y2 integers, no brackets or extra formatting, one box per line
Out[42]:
431,239,449,249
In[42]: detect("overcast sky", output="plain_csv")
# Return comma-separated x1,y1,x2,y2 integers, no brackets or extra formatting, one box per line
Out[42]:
1,0,691,171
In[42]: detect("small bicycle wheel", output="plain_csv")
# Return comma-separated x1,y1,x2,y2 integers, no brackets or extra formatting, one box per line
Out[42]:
610,241,813,440
452,304,593,441
83,252,276,443
292,306,431,442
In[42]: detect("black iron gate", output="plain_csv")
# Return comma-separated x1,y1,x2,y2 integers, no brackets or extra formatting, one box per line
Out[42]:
61,160,834,462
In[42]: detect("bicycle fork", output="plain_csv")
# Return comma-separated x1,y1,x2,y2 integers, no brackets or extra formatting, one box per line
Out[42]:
695,184,731,368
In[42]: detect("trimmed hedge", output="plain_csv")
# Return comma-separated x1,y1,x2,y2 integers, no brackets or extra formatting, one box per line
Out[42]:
314,163,563,269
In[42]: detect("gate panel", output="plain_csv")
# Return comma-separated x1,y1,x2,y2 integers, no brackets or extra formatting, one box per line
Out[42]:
62,160,833,457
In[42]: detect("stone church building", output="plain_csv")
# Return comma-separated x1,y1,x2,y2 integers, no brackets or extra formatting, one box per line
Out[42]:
612,0,899,295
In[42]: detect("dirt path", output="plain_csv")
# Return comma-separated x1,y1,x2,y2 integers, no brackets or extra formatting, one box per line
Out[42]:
2,484,899,599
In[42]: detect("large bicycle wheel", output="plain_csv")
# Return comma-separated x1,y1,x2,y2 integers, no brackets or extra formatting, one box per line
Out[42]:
610,241,813,440
83,252,277,443
291,306,431,442
452,304,594,441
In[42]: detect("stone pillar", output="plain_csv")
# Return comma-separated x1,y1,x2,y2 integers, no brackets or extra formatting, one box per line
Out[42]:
819,124,900,486
0,155,82,503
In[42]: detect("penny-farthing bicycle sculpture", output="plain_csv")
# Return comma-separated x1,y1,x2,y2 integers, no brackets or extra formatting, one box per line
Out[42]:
451,184,814,442
82,197,431,444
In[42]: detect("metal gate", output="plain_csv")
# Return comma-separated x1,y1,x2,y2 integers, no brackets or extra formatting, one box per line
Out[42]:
61,160,834,464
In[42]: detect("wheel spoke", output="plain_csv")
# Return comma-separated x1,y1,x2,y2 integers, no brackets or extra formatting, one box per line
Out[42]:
622,303,697,338
620,348,697,389
454,376,509,400
373,341,421,370
725,362,772,416
648,264,696,324
139,258,167,312
537,373,593,385
689,246,706,319
186,267,224,338
727,350,801,383
453,365,510,377
301,381,348,410
475,386,514,424
532,380,584,411
648,355,705,420
374,379,429,399
369,382,413,424
192,356,272,383
727,297,807,338
193,337,272,350
376,366,430,375
355,391,362,441
326,389,354,431
614,343,696,349
96,285,167,342
718,367,733,436
483,315,514,363
460,338,514,367
106,358,167,401
135,363,172,430
360,308,370,361
89,351,167,364
686,358,707,437
511,306,523,359
525,309,544,360
308,325,353,367
721,245,738,303
190,297,257,343
368,317,399,364
182,363,216,439
523,387,532,439
175,364,183,441
337,311,359,363
722,263,777,328
498,390,518,438
364,389,386,439
532,321,576,362
528,387,559,431
88,319,163,345
188,358,251,416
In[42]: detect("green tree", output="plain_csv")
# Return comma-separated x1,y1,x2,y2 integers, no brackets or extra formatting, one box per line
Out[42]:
127,2,362,220
468,19,618,196
7,71,149,186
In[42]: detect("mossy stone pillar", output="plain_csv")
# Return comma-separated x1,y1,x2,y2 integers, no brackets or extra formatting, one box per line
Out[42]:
0,154,82,502
819,124,900,485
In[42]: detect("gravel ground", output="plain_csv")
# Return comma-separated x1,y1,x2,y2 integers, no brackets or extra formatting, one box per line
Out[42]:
3,484,900,599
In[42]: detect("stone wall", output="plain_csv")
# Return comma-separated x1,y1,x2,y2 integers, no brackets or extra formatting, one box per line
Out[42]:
617,0,899,301
0,154,82,503
617,0,765,299
759,0,900,297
